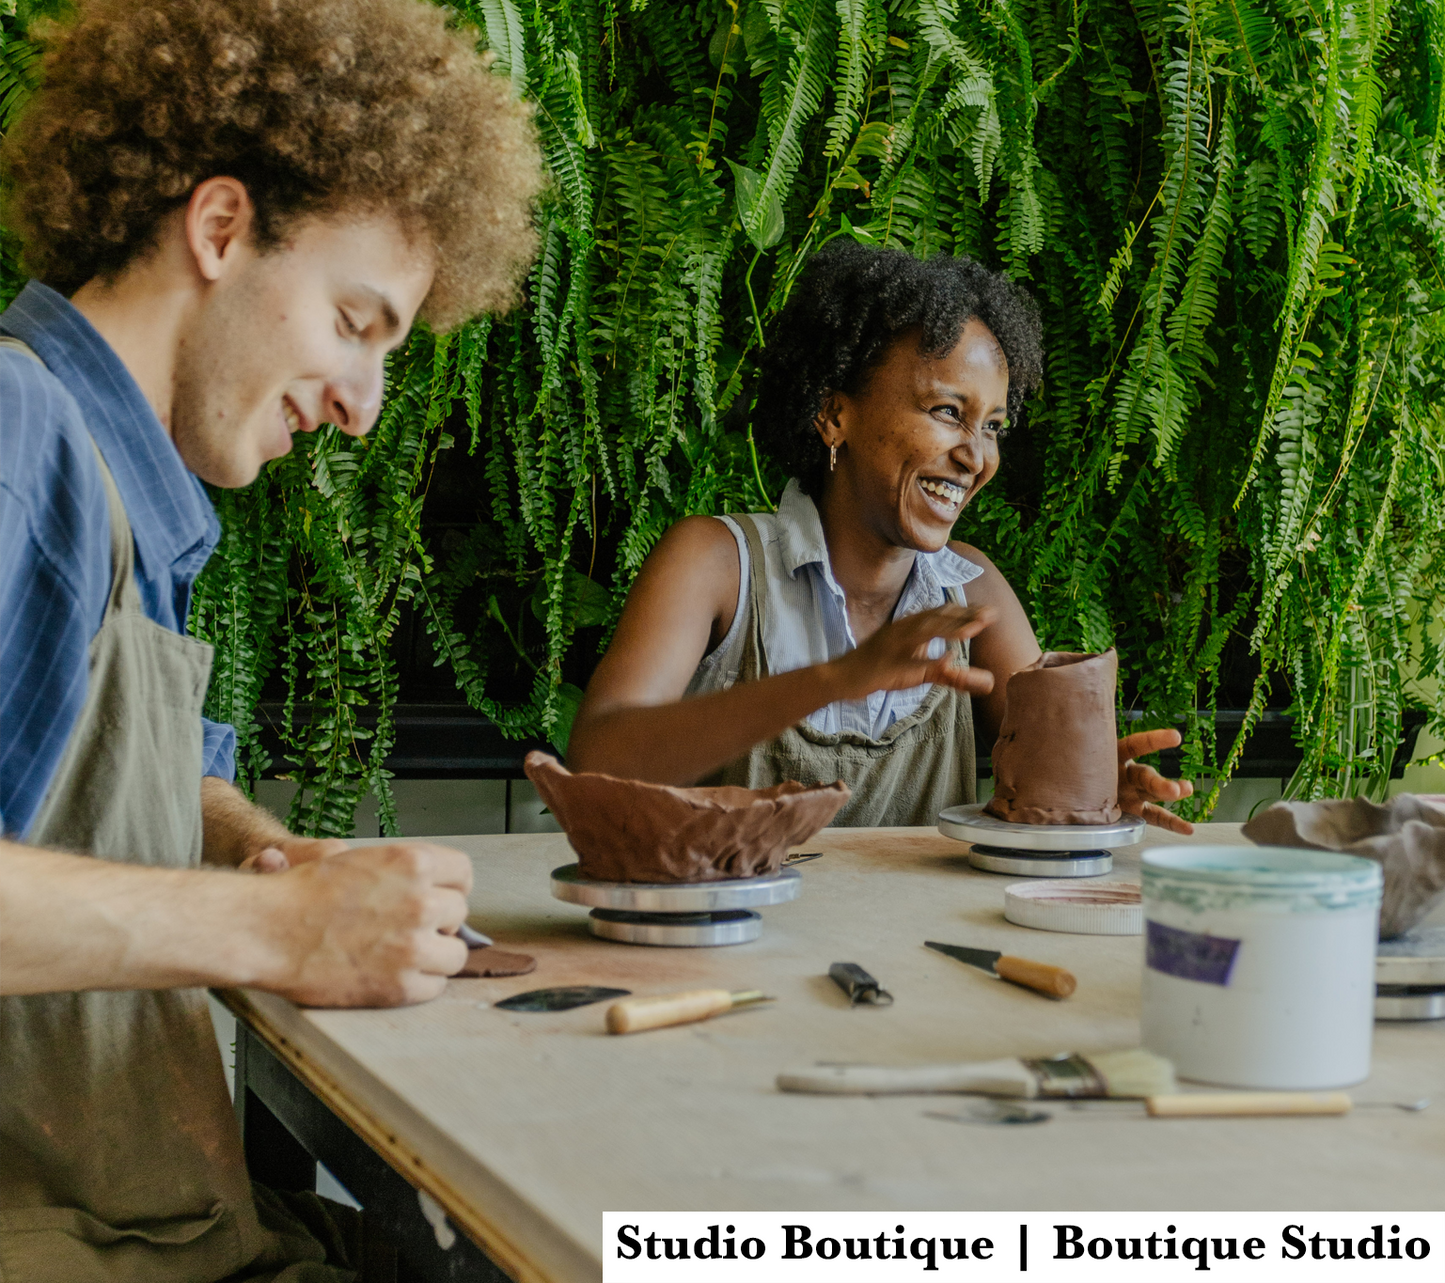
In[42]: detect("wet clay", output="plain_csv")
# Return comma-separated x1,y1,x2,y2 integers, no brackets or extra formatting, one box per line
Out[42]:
984,650,1122,826
1243,795,1445,939
459,947,537,978
523,751,850,883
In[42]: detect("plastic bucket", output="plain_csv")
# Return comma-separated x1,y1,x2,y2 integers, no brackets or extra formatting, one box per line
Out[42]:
1140,845,1381,1089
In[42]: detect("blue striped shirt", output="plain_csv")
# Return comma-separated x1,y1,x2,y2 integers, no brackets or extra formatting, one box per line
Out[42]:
0,281,235,840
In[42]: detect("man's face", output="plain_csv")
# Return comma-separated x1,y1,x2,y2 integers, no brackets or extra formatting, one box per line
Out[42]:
171,214,435,487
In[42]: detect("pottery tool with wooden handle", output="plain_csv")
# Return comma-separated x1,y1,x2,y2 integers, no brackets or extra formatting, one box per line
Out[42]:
925,940,1076,998
1073,1093,1429,1117
1146,1092,1354,1116
778,1048,1175,1099
606,989,773,1034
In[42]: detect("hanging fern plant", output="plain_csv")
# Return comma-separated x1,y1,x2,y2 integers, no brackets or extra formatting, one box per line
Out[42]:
4,0,1444,836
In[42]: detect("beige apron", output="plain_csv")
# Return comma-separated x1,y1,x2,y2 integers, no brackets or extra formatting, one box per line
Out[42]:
0,337,351,1283
698,513,977,826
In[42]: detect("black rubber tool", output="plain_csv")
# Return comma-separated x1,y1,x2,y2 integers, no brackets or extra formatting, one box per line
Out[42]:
495,986,631,1012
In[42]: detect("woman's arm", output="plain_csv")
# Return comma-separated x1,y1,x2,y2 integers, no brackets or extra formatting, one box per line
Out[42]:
567,518,995,785
953,541,1194,832
950,542,1042,742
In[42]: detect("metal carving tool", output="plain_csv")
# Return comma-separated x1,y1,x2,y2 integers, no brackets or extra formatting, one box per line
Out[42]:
456,923,493,948
925,940,1076,999
494,985,630,1012
606,989,773,1034
926,1101,1052,1126
829,962,893,1006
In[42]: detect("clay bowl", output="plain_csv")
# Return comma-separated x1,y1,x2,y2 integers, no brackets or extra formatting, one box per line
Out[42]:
523,752,850,883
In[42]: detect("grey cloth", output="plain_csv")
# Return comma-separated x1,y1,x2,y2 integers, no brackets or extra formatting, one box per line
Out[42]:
1243,795,1445,939
693,512,977,827
0,370,353,1282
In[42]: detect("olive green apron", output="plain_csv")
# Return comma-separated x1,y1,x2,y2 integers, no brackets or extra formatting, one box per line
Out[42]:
0,337,352,1283
698,512,977,826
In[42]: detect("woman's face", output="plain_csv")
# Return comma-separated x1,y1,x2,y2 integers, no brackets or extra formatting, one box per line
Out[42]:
820,317,1009,552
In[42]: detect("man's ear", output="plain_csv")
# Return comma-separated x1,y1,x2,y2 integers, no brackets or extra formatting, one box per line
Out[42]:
813,389,847,450
184,177,254,283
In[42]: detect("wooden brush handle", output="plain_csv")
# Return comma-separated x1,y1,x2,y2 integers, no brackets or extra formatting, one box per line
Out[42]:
996,956,1076,999
606,989,734,1035
1147,1092,1352,1117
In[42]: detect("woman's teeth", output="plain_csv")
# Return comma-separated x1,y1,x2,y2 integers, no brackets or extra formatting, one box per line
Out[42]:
919,478,964,507
282,400,300,433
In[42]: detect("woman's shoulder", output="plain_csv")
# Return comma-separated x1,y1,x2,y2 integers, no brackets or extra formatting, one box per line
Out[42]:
657,513,745,558
638,516,745,603
946,539,1008,601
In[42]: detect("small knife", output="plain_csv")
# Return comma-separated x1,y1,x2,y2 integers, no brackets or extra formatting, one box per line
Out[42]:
925,941,1076,1000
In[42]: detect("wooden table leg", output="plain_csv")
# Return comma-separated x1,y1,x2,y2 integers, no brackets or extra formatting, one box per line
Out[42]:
232,1022,514,1283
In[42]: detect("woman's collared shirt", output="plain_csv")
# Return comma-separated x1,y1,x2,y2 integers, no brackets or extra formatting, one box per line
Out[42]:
695,479,983,739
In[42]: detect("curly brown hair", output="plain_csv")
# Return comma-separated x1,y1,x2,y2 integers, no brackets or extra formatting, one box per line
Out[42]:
0,0,542,330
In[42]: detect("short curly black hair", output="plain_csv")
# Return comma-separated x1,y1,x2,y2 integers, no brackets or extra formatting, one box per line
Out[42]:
753,243,1043,495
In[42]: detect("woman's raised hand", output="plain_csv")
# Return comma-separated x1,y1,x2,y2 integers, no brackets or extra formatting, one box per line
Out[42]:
1118,728,1194,833
832,603,997,701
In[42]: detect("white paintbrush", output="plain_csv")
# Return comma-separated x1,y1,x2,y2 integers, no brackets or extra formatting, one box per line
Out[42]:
777,1048,1175,1099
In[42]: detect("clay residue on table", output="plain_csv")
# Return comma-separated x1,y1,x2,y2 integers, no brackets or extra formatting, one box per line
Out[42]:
459,947,537,978
523,752,850,883
984,649,1122,826
1244,795,1445,939
1022,885,1140,905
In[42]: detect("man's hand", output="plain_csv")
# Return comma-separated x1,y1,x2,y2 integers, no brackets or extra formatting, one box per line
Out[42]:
1,836,474,1004
240,836,349,873
1117,729,1194,834
250,841,473,1007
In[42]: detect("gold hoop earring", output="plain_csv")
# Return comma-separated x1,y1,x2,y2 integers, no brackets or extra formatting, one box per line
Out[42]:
830,444,838,472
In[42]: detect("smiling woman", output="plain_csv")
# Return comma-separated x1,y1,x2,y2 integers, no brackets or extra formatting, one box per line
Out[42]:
566,244,1194,830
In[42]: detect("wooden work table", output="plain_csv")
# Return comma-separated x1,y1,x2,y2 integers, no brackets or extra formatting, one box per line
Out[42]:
221,822,1445,1283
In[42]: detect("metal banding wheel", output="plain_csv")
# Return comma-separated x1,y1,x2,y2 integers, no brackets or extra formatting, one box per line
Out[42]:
549,864,801,946
967,844,1114,878
1374,985,1445,1021
937,803,1146,878
588,909,762,947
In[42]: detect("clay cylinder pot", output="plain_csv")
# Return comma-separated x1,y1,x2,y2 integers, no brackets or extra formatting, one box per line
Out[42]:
984,649,1121,826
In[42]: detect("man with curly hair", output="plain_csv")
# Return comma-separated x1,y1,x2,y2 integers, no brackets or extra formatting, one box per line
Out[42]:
0,0,541,1277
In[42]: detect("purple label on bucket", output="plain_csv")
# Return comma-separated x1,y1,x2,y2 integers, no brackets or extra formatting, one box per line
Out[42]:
1146,920,1241,985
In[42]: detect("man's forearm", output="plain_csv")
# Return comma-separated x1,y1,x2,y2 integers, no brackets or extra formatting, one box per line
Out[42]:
0,839,284,995
201,776,291,867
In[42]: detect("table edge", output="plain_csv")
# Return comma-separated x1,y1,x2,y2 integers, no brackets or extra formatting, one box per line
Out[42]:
217,987,601,1283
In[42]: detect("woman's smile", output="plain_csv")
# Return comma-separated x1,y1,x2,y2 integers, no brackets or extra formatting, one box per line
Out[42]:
917,475,968,517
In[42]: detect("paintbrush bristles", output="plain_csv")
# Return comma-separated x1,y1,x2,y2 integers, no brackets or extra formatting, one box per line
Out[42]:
1089,1048,1177,1098
1025,1048,1177,1098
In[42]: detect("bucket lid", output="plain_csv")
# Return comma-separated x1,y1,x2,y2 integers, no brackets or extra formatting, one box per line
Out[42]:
1142,845,1381,893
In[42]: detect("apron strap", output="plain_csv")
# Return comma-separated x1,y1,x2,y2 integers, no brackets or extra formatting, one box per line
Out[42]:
724,512,771,679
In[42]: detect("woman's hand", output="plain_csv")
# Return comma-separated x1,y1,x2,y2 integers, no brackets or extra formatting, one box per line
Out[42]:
831,603,997,701
1118,729,1194,833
